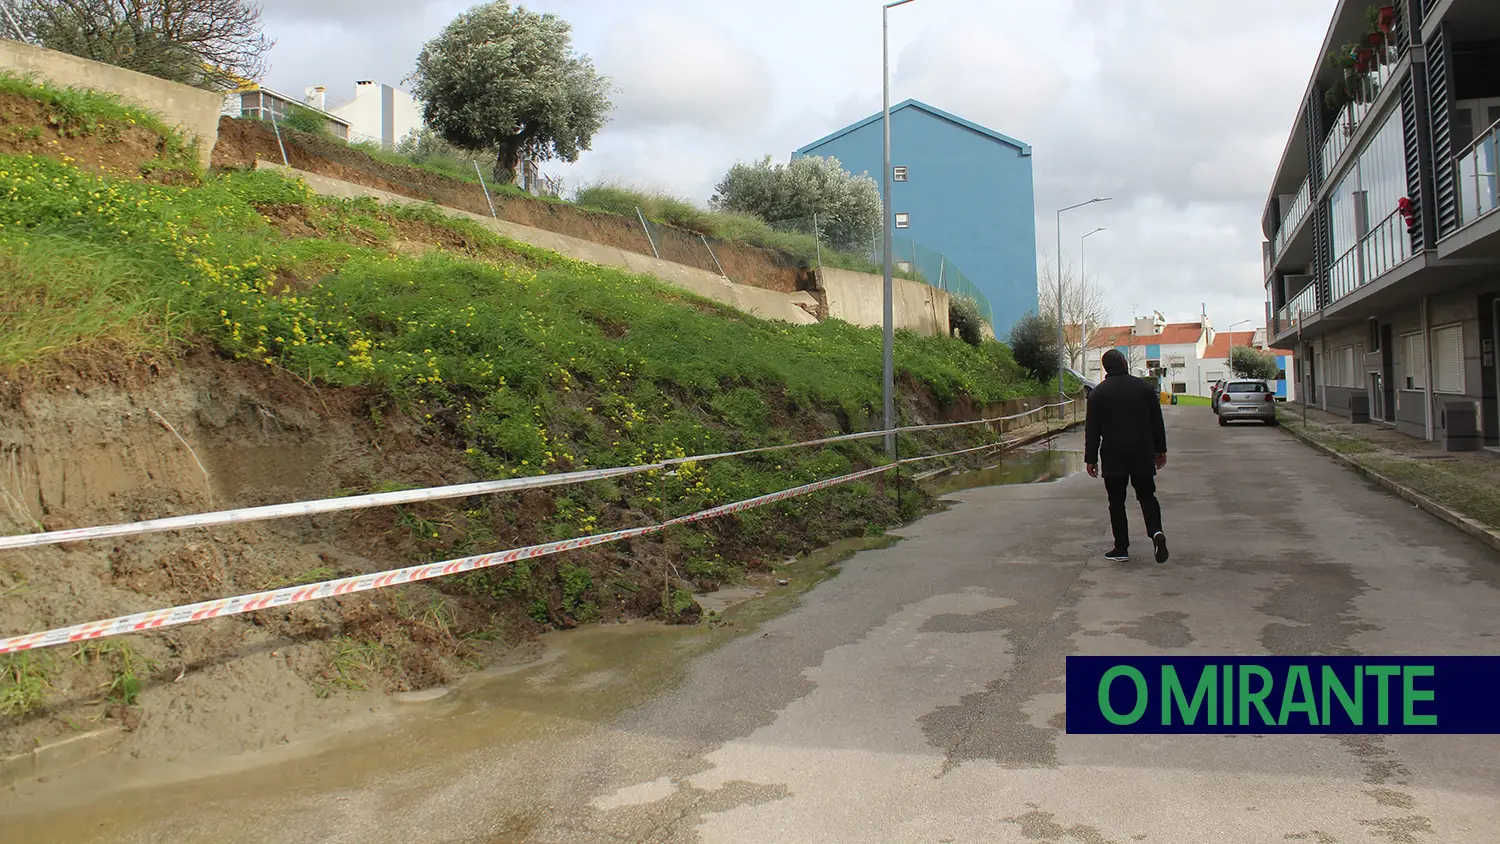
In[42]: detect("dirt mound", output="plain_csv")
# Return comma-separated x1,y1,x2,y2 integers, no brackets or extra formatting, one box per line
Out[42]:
209,117,803,293
0,94,170,178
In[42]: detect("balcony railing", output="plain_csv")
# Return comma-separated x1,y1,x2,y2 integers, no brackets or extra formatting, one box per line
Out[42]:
1455,117,1500,230
1329,208,1415,303
1278,284,1320,328
1272,177,1312,262
1320,47,1401,182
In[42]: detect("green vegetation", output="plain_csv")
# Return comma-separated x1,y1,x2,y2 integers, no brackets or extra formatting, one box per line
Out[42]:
1,77,1060,629
575,182,911,277
0,70,197,172
1230,345,1281,380
0,653,52,718
280,104,332,137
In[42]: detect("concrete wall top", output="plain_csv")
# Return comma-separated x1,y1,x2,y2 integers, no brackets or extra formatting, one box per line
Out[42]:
0,41,222,169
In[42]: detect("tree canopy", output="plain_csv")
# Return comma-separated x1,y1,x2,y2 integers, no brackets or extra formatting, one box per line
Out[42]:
1008,312,1060,382
710,154,881,253
1230,345,1282,381
12,0,273,90
408,1,612,184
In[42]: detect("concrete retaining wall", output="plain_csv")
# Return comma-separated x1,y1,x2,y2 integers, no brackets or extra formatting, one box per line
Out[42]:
256,162,821,326
0,41,222,169
815,267,950,338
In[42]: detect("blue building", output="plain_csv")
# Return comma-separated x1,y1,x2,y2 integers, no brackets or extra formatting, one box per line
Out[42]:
794,99,1038,332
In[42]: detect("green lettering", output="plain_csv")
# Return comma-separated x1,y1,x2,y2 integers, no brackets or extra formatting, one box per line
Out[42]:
1321,666,1363,726
1223,664,1234,725
1279,666,1319,726
1239,665,1275,726
1163,666,1217,726
1403,666,1437,726
1367,666,1400,726
1099,666,1149,725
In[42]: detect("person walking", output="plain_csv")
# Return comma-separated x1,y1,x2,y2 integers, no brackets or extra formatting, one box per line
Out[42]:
1084,348,1169,563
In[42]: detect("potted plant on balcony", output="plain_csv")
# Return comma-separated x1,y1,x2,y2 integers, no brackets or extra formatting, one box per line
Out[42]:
1354,45,1375,73
1375,4,1398,34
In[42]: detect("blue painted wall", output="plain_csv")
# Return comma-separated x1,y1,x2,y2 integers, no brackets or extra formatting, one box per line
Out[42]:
1275,355,1289,398
794,100,1038,334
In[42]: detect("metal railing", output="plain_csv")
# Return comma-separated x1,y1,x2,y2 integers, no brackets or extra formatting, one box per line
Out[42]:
1455,116,1500,230
1279,284,1320,327
1272,176,1312,261
1319,46,1401,181
1359,208,1413,283
1329,242,1362,301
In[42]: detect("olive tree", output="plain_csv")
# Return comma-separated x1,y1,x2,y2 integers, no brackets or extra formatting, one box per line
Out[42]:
710,154,881,253
1008,312,1060,382
408,1,612,184
1230,345,1282,380
13,0,273,89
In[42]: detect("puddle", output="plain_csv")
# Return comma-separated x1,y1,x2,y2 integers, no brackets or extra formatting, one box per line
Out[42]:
0,535,901,842
928,448,1087,494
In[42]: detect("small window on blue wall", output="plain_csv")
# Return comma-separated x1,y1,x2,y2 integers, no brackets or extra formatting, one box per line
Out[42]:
895,212,910,228
893,166,909,182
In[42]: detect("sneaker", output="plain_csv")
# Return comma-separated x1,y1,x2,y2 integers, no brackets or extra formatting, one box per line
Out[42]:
1104,548,1129,562
1152,532,1170,564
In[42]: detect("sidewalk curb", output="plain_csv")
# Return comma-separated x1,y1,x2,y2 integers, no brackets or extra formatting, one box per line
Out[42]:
1278,421,1500,555
0,726,124,788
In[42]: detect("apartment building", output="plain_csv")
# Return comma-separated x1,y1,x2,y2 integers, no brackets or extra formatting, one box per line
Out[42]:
1263,0,1499,449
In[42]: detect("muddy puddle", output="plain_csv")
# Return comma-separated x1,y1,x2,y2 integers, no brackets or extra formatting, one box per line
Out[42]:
926,440,1087,496
0,535,897,842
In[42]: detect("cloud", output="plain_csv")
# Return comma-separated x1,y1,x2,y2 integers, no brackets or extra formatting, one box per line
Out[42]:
893,25,1067,144
594,10,773,134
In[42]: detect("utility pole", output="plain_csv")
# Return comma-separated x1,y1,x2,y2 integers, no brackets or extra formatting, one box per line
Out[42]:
881,0,919,455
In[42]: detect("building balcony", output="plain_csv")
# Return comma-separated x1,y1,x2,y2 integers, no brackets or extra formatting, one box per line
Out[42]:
1270,177,1312,266
1319,49,1403,184
1330,209,1415,303
1277,283,1320,331
1440,116,1500,260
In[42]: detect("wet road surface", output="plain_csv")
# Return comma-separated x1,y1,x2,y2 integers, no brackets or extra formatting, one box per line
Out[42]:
6,408,1500,843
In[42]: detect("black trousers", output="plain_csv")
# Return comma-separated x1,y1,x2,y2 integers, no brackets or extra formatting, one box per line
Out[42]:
1104,474,1163,550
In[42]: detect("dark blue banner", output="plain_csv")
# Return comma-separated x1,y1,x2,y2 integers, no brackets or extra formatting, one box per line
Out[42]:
1065,656,1500,734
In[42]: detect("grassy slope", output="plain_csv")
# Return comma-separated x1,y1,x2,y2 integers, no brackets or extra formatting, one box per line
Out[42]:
0,74,1062,630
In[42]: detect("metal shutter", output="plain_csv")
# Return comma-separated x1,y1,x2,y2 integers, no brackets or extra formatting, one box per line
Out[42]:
1404,332,1427,389
1432,324,1465,393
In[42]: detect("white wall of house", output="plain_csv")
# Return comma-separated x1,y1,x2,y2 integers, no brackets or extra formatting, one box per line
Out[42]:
330,81,423,149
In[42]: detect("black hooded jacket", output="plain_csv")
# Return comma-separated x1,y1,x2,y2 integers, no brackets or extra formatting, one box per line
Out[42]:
1084,370,1167,478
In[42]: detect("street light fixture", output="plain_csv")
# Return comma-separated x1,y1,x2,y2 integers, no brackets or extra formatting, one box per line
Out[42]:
881,0,919,456
1056,197,1112,402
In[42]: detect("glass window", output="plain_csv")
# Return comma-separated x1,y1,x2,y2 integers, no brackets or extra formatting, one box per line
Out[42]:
1402,332,1426,389
1228,381,1270,394
1432,324,1465,394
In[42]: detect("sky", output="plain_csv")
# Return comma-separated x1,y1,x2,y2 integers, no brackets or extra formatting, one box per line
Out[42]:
255,0,1338,332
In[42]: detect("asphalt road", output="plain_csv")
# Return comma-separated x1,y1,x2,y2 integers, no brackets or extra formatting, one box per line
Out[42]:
8,407,1500,844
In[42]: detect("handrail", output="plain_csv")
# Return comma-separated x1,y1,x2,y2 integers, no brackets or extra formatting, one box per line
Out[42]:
1454,116,1500,229
1273,177,1312,260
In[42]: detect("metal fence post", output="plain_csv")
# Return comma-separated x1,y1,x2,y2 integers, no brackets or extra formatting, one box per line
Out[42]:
701,235,728,279
473,161,499,218
813,212,823,269
268,110,289,167
636,207,661,259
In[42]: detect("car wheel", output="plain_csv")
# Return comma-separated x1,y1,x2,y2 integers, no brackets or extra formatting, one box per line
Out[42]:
1267,417,1279,426
1218,415,1228,427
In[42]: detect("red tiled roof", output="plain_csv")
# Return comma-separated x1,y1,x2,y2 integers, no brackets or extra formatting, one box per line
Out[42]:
1202,330,1257,359
1085,322,1206,349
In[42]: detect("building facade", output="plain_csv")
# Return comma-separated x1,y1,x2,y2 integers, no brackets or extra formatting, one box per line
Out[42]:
1263,0,1500,447
793,100,1038,334
1076,316,1295,399
328,80,423,150
222,85,351,139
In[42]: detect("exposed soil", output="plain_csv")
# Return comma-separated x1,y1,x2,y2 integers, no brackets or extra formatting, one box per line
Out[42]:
0,94,175,179
209,117,803,292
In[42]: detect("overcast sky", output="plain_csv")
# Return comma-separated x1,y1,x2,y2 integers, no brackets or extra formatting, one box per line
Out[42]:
256,0,1336,332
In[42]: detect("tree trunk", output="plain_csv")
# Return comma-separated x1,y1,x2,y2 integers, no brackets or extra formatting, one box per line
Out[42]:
492,137,524,185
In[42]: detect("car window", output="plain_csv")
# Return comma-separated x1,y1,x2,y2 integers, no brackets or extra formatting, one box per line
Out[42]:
1227,381,1269,393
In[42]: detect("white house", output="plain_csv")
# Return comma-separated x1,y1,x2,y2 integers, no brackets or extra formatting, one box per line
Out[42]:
1201,329,1298,401
326,80,423,150
222,84,351,139
1076,311,1212,393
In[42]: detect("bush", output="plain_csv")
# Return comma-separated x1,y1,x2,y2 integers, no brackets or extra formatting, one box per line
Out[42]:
710,154,881,253
1008,312,1059,381
949,295,984,347
280,105,331,136
1230,345,1281,380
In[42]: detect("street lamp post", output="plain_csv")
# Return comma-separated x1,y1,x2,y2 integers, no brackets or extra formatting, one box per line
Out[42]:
1079,227,1105,378
882,0,918,456
1056,198,1112,402
1211,318,1254,397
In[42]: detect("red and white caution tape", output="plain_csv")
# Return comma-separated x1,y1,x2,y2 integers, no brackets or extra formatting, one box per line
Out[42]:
0,437,1047,654
0,400,1073,553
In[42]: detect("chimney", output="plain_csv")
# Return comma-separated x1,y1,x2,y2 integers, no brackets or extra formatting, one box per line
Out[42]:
304,86,326,111
356,80,378,98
